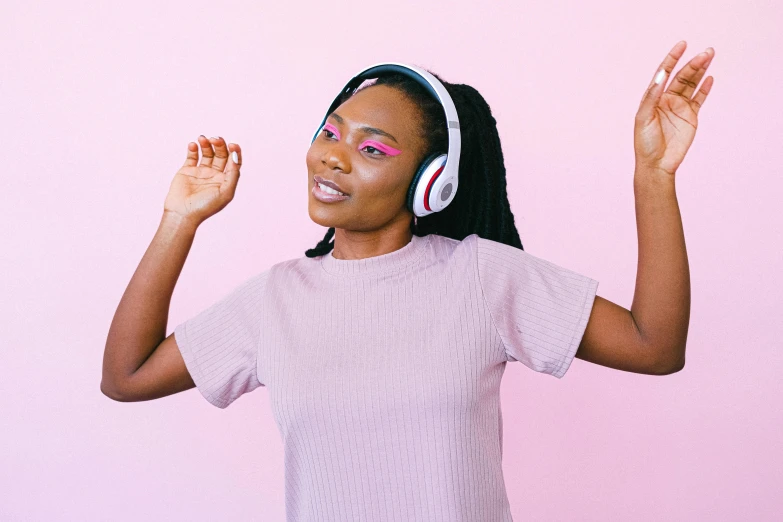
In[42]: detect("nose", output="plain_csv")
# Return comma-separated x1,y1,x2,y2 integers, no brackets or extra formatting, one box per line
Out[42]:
321,140,350,173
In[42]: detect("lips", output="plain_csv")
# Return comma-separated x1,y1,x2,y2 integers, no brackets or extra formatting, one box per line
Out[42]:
313,175,348,196
312,174,350,203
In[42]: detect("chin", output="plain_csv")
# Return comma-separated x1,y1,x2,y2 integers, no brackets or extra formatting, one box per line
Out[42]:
308,199,344,229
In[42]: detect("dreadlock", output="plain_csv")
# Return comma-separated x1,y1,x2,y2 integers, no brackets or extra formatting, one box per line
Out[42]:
305,69,523,258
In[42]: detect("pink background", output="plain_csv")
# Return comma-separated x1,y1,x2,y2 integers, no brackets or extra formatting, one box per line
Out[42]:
2,1,781,520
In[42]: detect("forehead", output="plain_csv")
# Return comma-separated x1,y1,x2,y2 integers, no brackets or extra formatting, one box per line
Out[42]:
333,85,423,137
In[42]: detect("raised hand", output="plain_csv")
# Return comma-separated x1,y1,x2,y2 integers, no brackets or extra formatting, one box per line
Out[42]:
634,41,715,176
164,136,243,226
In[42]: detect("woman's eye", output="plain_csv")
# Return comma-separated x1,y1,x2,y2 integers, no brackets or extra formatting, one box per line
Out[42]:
319,131,385,156
362,145,386,156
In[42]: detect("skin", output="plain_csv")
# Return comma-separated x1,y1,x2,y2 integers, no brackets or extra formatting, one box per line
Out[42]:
306,84,428,260
576,41,714,374
101,40,714,403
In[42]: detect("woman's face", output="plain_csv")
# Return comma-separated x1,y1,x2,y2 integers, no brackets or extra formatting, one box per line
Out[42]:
306,84,428,232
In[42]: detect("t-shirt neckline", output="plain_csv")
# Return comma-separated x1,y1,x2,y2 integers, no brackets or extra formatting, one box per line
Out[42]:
320,233,430,277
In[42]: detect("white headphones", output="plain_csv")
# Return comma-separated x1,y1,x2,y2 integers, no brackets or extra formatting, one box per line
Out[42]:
310,62,461,217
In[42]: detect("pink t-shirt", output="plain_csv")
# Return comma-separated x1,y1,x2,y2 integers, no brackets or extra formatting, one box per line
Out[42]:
174,233,598,522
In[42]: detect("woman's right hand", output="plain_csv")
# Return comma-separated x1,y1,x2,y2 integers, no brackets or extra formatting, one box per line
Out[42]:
164,136,242,226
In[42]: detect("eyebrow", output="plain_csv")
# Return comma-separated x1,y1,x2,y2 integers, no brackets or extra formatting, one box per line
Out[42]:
328,112,398,143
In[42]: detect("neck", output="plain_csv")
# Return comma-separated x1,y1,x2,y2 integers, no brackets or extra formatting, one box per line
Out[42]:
331,218,413,260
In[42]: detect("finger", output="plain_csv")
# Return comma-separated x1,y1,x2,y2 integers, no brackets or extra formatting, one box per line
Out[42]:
641,40,687,101
694,48,715,86
220,143,242,198
228,143,242,170
691,75,714,115
210,136,229,172
637,41,687,122
668,48,713,100
197,135,215,168
182,141,199,167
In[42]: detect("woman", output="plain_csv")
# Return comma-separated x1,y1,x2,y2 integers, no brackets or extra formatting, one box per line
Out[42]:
102,40,714,521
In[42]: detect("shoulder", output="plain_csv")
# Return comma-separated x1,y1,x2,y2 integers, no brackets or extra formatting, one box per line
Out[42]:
426,233,520,256
413,234,484,279
259,251,345,289
423,232,480,254
420,233,478,262
424,233,529,270
474,234,527,258
266,254,322,280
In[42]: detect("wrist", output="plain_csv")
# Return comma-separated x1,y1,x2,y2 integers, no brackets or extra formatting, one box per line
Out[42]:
634,165,676,188
633,167,679,204
161,210,200,236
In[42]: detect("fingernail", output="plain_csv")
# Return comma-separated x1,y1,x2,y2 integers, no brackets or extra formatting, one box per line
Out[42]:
210,136,218,140
654,69,666,85
232,151,239,163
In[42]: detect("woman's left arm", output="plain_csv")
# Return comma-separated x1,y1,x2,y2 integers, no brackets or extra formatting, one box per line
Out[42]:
575,40,715,375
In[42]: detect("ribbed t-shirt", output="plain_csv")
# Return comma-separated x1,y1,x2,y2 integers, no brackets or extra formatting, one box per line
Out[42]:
173,233,599,522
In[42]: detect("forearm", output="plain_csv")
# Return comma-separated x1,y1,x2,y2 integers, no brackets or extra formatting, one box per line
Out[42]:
630,167,691,370
102,211,198,387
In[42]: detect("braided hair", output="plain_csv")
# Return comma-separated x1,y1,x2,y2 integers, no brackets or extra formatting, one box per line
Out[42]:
305,70,523,257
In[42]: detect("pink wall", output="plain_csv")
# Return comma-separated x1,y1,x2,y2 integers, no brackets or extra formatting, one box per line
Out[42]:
2,1,780,520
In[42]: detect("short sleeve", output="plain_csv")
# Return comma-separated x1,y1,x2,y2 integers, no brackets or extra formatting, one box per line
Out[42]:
173,270,269,408
475,235,599,378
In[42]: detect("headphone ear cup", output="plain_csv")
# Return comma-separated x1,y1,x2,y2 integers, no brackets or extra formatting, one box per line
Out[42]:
406,152,444,214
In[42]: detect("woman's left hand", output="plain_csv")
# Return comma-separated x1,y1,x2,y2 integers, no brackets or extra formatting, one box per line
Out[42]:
634,41,715,176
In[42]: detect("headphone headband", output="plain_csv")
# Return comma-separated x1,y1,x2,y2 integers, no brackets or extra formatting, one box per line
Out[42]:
311,62,461,216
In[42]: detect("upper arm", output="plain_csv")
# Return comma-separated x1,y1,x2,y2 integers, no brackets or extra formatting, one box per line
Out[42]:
575,295,682,375
103,332,196,402
475,235,599,378
103,270,268,407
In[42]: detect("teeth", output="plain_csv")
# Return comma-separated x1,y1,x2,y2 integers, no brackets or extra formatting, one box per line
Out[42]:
318,182,345,196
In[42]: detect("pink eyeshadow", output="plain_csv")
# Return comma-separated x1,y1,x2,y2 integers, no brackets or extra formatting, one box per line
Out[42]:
360,140,402,156
323,123,341,139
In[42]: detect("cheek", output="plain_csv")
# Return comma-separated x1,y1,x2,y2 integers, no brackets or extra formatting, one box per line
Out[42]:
305,146,319,169
356,166,413,206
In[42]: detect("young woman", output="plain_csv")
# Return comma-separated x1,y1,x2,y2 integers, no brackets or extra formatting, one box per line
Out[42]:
102,41,714,521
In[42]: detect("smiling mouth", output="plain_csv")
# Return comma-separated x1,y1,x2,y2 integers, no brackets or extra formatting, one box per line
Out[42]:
315,181,347,196
312,179,350,203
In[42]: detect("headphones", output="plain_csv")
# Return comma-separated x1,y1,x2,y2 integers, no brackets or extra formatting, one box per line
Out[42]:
310,62,461,217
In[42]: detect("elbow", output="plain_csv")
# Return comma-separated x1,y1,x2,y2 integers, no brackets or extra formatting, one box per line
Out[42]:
649,347,686,375
100,377,134,402
656,356,685,375
670,353,686,373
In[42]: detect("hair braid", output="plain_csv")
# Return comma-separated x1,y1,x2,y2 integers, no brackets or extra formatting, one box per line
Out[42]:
304,226,336,257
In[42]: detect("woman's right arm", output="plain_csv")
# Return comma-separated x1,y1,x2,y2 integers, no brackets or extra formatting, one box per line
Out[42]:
101,137,242,402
